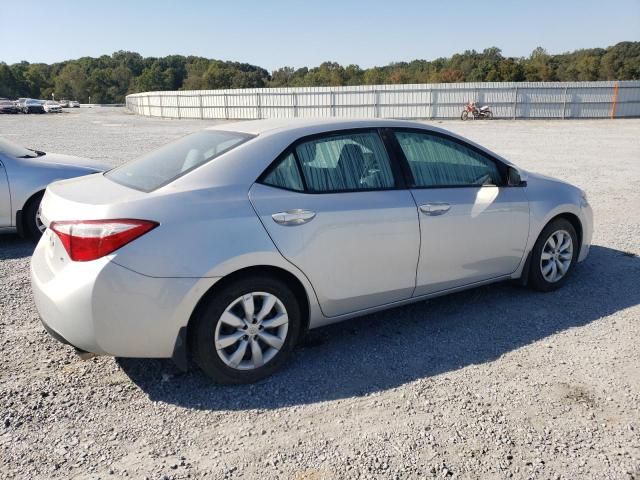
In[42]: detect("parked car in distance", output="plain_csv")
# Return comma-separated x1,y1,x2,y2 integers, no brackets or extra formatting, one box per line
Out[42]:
31,119,593,384
69,100,80,108
57,99,70,108
43,101,63,113
0,136,110,239
0,100,18,114
19,99,46,114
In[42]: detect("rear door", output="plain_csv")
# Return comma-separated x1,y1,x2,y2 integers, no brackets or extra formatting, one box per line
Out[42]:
0,158,11,227
249,129,420,318
390,129,529,296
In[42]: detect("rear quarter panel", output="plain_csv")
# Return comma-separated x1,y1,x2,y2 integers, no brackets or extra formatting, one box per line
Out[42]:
109,184,325,327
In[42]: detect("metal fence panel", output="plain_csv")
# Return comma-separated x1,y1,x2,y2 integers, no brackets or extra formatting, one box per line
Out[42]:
126,81,640,120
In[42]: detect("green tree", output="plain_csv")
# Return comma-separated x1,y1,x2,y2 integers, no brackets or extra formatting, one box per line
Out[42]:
526,47,555,81
133,64,167,92
54,64,88,101
182,59,210,90
0,63,19,98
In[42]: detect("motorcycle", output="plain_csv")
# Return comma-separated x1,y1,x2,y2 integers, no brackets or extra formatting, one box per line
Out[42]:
461,102,493,120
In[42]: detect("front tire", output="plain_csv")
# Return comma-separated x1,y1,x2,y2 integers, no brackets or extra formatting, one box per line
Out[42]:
528,218,578,292
191,274,301,384
461,111,469,121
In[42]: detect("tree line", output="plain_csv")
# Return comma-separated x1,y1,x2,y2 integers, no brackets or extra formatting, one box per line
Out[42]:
1,42,638,103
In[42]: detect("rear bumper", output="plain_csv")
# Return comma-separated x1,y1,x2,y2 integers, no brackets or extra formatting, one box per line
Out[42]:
31,237,219,358
39,316,88,352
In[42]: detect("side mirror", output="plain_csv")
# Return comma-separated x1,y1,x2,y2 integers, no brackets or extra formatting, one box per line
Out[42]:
507,166,527,187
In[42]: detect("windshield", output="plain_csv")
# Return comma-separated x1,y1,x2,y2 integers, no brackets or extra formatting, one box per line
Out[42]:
0,137,44,158
106,130,254,192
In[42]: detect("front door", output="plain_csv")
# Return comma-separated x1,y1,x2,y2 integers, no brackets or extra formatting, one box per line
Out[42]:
0,159,12,227
249,130,420,317
390,129,529,296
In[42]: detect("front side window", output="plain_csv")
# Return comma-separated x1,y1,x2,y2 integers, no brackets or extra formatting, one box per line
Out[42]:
295,131,395,192
394,131,502,187
106,130,253,192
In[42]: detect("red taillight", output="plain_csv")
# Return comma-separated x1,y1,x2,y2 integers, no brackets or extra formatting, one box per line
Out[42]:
49,219,158,262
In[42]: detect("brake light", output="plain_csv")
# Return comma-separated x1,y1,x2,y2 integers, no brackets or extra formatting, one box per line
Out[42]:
49,219,158,262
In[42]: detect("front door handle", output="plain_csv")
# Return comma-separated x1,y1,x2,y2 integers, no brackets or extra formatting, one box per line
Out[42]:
419,203,451,216
272,209,316,226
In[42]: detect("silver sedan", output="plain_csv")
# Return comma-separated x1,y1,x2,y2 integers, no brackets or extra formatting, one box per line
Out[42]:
31,119,593,384
0,137,109,239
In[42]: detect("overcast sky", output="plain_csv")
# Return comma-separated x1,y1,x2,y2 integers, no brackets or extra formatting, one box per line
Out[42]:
2,0,639,69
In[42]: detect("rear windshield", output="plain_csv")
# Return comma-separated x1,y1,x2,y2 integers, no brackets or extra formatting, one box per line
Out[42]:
106,130,254,192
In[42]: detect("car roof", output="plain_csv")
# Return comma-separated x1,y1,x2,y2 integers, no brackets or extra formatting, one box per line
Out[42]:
205,118,449,137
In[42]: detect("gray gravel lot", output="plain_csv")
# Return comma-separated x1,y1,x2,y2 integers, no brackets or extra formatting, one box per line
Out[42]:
1,108,639,479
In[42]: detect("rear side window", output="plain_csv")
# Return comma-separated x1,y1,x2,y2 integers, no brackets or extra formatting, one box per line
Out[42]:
106,130,253,192
262,153,304,192
295,131,395,192
394,131,502,187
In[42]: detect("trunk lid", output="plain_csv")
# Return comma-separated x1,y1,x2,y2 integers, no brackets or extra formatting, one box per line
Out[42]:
39,173,147,228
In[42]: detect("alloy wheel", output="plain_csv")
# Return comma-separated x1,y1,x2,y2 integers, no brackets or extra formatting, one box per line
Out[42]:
540,229,573,283
214,292,289,370
35,209,46,233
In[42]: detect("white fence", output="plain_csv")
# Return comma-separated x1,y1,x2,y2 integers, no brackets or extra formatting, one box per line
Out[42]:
126,81,640,120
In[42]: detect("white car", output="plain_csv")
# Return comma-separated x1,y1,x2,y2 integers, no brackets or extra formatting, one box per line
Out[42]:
69,100,80,108
31,119,593,384
43,101,62,113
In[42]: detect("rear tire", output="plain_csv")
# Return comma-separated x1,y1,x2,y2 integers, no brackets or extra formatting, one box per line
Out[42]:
24,192,45,241
528,218,578,292
191,274,301,384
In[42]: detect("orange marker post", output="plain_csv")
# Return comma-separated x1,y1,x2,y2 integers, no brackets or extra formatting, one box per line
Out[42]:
610,82,619,119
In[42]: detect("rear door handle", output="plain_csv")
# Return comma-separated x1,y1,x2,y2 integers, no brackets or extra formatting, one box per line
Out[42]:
419,203,451,216
271,209,316,226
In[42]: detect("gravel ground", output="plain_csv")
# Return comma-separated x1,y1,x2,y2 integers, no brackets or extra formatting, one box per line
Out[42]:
1,108,639,479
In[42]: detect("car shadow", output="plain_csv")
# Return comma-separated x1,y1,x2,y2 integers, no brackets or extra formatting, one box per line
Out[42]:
0,234,35,260
119,244,640,410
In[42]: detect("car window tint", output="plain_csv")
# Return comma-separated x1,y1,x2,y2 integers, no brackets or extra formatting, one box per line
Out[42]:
262,153,304,191
295,131,394,192
106,130,253,192
394,131,501,187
